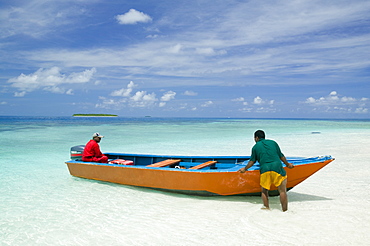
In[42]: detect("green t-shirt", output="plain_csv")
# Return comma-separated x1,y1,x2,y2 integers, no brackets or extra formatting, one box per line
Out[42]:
250,138,286,176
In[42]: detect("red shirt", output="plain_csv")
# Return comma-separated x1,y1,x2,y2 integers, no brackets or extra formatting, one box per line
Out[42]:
83,140,103,159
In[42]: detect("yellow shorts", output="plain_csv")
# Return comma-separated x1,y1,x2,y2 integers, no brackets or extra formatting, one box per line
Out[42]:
260,171,287,190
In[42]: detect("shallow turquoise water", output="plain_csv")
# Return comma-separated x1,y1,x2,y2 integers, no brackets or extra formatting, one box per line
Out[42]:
1,117,370,245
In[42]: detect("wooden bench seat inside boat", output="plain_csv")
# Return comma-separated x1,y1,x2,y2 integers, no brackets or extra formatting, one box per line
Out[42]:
189,161,217,170
146,159,181,167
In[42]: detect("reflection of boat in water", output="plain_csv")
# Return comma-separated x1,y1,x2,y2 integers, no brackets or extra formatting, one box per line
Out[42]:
66,145,334,196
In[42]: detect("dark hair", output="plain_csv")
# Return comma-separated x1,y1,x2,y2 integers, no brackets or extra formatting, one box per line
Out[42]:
254,130,265,139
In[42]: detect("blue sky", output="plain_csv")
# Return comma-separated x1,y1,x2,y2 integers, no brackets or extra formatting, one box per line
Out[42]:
1,0,370,118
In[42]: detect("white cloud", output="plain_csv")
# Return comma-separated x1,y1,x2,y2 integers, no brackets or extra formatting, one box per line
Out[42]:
103,82,180,109
341,96,356,103
142,92,157,102
253,96,273,105
43,86,65,94
183,90,198,96
107,81,174,107
8,67,96,96
305,91,369,114
1,101,8,105
0,1,88,39
116,9,152,25
168,44,183,54
95,97,127,110
201,101,213,107
240,107,252,112
236,96,274,113
195,47,215,55
255,107,277,113
233,97,249,106
232,97,245,102
131,91,147,101
14,91,26,97
161,91,176,101
306,97,316,104
305,91,364,105
195,47,227,56
66,68,96,83
253,96,262,105
355,108,368,114
110,81,136,97
128,91,157,108
253,96,275,105
158,91,176,107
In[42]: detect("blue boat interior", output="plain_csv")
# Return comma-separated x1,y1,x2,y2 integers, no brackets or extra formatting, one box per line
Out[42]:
107,152,250,171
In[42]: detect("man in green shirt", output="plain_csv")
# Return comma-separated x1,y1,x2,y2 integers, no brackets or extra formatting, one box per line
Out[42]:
239,130,294,212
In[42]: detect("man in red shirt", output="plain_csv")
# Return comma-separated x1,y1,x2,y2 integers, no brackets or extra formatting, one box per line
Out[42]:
82,132,108,163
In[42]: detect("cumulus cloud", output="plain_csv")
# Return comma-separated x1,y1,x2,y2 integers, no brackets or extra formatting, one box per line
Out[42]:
232,97,245,102
305,91,369,114
201,101,213,107
253,96,263,105
95,97,127,110
129,91,155,107
161,91,176,101
159,91,176,107
183,90,198,96
355,108,368,114
232,97,248,106
305,91,364,105
102,81,179,109
131,91,156,102
255,107,277,113
102,90,156,108
8,67,96,96
116,9,152,25
110,81,136,97
234,96,275,113
253,96,274,105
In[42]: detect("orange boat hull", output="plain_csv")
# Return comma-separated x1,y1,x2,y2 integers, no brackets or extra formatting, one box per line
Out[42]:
65,159,333,196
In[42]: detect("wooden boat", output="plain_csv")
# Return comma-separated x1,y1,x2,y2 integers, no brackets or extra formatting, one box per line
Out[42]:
66,145,334,196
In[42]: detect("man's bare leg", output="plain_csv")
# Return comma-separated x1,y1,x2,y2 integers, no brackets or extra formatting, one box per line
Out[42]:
261,187,270,209
278,179,288,212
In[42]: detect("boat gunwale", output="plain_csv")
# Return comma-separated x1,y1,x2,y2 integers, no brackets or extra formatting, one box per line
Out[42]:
65,160,245,173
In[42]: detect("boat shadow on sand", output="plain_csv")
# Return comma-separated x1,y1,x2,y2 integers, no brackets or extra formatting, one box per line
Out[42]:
288,191,332,202
84,178,332,204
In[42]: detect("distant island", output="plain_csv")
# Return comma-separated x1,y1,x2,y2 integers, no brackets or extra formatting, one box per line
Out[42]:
73,114,118,117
